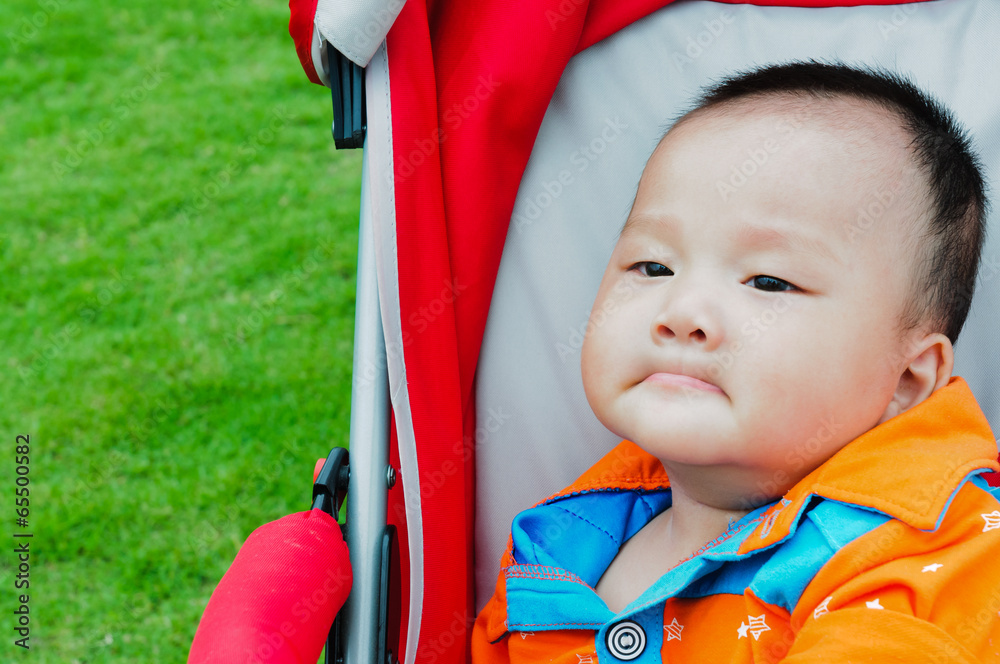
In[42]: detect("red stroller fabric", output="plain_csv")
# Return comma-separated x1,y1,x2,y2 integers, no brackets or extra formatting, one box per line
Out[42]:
289,0,322,84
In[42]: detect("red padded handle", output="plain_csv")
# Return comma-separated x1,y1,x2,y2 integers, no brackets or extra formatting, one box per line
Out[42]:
188,510,351,663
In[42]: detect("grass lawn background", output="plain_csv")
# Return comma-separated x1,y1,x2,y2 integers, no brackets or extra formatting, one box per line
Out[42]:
1,1,361,661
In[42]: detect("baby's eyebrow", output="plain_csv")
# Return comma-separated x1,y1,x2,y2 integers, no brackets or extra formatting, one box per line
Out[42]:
619,214,841,265
618,214,667,240
733,222,841,265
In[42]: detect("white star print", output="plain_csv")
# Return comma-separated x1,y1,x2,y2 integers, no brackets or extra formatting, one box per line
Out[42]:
663,617,684,642
576,655,594,663
519,632,534,639
922,563,944,573
747,615,771,640
813,596,833,620
738,615,771,640
981,511,1000,532
866,598,884,610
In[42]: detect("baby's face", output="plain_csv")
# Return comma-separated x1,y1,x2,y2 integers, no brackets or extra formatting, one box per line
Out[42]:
581,99,928,505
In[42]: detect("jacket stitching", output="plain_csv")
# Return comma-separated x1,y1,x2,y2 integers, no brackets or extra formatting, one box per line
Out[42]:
553,505,619,545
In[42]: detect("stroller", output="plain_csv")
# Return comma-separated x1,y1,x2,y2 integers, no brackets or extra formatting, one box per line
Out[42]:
190,0,1000,662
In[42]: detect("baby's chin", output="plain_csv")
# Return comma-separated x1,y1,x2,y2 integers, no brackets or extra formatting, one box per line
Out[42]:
625,429,752,467
606,402,734,442
647,449,797,510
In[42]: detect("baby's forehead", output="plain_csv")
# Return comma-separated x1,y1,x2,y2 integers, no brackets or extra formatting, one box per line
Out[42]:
674,92,912,155
658,94,929,212
628,93,933,257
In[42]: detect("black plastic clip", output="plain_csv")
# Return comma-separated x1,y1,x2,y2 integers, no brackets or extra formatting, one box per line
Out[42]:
327,43,366,149
312,447,350,516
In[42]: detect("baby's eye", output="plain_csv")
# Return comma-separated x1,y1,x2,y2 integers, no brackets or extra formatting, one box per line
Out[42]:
746,275,799,292
630,262,673,278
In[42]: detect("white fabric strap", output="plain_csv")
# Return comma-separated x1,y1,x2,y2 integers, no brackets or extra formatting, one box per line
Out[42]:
365,41,424,664
315,0,405,69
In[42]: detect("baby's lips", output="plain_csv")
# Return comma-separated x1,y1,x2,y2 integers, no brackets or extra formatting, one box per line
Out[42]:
644,371,725,394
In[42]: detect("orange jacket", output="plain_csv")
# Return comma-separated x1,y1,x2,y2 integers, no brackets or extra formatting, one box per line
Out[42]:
473,377,1000,663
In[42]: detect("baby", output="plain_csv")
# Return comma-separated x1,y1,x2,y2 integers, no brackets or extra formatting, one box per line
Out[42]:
473,62,1000,663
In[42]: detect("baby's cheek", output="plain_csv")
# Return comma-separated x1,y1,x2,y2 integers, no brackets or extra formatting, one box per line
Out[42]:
580,347,617,420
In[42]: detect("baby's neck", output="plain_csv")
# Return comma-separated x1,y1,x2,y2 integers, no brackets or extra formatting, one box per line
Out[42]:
666,482,753,550
594,484,752,613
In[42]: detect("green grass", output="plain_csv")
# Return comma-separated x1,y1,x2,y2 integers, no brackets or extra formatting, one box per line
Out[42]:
1,1,362,661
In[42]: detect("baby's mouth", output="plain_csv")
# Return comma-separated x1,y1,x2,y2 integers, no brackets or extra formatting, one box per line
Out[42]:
644,372,725,395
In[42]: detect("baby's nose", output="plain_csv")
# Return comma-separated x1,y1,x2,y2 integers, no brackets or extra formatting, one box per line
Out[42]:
653,317,709,344
650,287,723,349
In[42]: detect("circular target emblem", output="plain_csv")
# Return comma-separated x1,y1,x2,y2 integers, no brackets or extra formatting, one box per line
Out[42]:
606,620,646,661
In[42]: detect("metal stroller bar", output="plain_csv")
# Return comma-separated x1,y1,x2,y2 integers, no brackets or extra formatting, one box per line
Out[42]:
336,143,393,664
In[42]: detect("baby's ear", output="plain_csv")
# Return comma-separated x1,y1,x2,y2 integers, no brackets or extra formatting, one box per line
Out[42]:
877,333,954,424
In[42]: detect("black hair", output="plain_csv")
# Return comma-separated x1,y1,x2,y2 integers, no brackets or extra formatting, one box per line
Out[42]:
681,61,988,345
